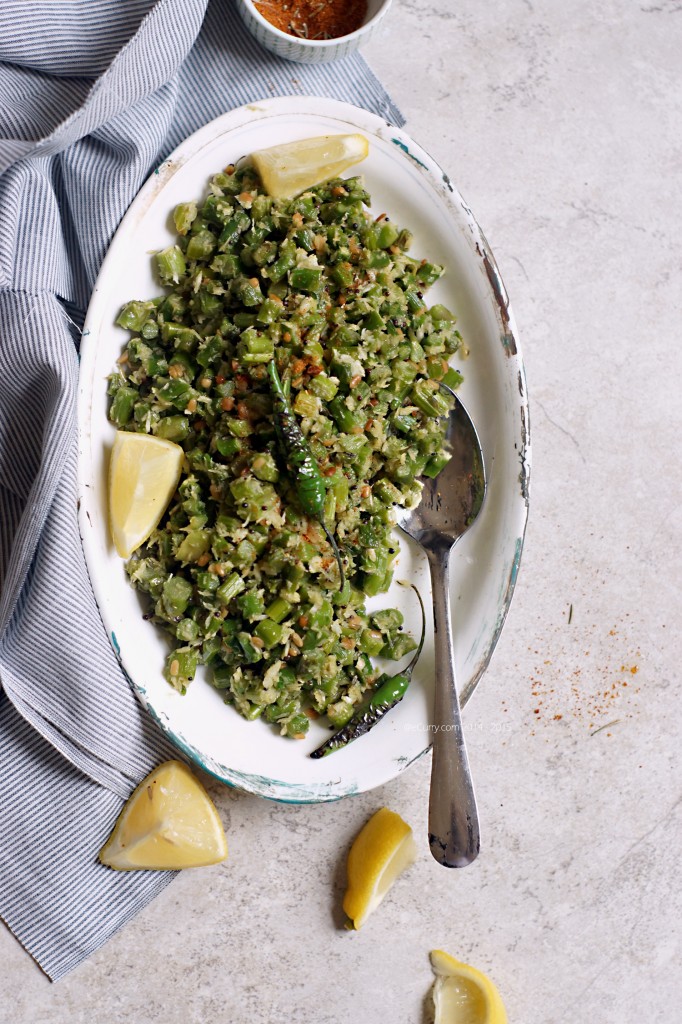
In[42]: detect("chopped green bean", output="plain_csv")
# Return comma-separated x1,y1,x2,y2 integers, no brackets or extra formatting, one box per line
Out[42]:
110,160,466,740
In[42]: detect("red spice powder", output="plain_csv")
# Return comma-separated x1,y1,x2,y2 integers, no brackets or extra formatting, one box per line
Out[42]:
522,614,642,738
256,0,368,40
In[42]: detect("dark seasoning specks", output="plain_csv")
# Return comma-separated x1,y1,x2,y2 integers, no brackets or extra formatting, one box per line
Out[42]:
500,604,641,739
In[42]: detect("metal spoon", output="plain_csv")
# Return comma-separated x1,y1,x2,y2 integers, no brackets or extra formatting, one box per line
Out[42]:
394,394,486,868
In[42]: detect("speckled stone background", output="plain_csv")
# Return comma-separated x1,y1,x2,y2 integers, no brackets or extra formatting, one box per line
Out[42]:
3,1,681,1020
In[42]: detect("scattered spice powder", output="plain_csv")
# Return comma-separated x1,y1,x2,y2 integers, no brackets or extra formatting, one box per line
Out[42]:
256,0,368,40
516,610,642,738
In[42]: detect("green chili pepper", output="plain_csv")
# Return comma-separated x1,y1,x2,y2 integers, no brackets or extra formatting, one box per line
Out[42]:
310,583,425,758
267,359,345,591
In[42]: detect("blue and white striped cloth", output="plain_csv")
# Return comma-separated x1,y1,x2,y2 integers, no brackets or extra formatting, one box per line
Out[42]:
0,0,402,980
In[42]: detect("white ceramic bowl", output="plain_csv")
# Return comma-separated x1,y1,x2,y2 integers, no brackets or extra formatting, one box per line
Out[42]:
78,96,530,803
236,0,393,63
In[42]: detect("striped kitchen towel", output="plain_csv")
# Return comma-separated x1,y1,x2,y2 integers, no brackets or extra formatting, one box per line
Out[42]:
0,0,403,980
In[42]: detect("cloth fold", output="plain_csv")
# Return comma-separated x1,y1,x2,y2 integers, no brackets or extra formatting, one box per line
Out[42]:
0,698,174,980
0,0,403,981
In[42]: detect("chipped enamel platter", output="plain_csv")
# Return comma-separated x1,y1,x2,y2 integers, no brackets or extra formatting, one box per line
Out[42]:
78,96,530,803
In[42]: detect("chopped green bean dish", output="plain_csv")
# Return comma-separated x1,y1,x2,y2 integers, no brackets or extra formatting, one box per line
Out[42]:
108,161,465,740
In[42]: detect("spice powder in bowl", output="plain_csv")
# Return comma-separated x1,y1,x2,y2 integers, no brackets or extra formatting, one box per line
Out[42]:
256,0,367,40
237,0,394,63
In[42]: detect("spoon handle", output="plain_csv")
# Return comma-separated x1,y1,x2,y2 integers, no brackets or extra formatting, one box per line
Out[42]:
426,543,480,868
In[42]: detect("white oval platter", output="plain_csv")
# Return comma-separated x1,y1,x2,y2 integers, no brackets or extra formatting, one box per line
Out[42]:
78,96,530,803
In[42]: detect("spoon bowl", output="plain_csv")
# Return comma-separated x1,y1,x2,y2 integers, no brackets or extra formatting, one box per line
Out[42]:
395,393,486,867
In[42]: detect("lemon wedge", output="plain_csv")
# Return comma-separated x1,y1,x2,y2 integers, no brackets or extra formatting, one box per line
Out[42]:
251,134,369,199
99,760,228,870
430,950,508,1024
109,430,184,558
343,807,417,929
